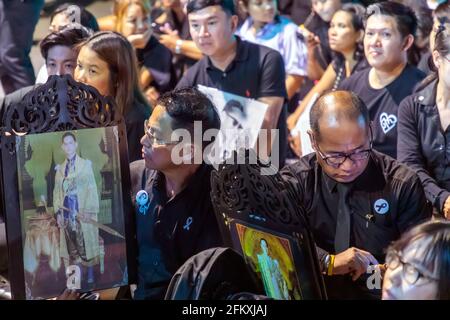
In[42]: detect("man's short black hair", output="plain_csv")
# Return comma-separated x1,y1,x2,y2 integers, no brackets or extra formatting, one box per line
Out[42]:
62,132,77,143
187,0,236,16
158,87,221,148
366,1,418,38
40,24,92,60
310,91,370,141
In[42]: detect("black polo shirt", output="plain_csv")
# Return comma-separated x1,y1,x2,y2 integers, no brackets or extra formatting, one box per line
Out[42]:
398,79,450,214
339,64,426,158
281,150,431,299
130,160,222,300
176,37,288,166
137,36,176,94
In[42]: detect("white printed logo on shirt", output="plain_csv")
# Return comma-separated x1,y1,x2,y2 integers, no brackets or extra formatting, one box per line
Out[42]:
379,113,397,134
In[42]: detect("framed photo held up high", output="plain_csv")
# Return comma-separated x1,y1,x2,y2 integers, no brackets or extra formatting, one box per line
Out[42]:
0,75,137,299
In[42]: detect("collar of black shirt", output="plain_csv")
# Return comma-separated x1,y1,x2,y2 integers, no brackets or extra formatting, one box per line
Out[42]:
414,78,437,107
206,36,249,71
153,163,211,203
320,152,384,194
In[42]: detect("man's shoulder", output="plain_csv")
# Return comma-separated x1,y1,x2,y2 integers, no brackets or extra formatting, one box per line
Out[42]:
176,58,208,89
372,151,420,185
339,68,369,91
281,153,316,178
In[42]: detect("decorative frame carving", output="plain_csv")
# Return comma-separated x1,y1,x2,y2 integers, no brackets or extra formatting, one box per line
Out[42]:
0,75,136,299
211,149,327,300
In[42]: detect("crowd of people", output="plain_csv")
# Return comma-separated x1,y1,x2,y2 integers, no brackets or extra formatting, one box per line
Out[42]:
0,0,450,300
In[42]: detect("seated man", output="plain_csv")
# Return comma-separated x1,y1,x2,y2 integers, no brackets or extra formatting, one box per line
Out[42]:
281,90,432,299
130,87,223,299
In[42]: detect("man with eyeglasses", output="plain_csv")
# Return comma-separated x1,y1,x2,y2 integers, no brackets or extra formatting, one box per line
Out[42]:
129,87,223,299
281,90,432,299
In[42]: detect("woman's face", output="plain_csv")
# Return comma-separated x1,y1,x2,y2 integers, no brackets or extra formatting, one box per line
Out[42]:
120,3,150,38
382,237,439,300
246,0,277,24
435,49,450,90
75,46,113,97
312,0,341,23
328,10,361,54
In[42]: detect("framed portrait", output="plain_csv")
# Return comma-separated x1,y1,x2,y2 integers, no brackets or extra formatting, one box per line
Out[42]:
211,150,327,300
197,85,268,162
0,75,136,299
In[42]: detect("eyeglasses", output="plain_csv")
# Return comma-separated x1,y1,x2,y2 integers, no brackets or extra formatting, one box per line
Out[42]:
314,127,373,168
385,250,439,285
144,120,179,147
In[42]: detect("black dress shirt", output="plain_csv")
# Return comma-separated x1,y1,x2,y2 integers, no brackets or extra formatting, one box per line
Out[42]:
281,150,431,299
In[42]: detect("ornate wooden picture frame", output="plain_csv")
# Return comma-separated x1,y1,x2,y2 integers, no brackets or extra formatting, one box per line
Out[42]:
0,75,136,299
211,150,327,300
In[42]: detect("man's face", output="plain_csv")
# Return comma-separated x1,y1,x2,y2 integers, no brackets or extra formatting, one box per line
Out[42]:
141,105,177,171
312,0,341,23
49,12,71,33
62,135,78,159
46,45,77,76
188,5,238,57
311,117,370,184
364,14,408,71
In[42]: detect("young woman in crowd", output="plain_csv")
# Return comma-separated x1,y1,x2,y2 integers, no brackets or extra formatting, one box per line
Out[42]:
115,0,176,105
75,31,151,162
418,2,450,74
287,3,368,156
397,24,450,219
236,0,307,101
382,220,450,300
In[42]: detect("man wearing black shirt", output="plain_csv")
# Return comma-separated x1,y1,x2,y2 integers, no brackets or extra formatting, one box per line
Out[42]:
281,91,431,299
130,88,222,299
176,0,287,168
339,2,426,159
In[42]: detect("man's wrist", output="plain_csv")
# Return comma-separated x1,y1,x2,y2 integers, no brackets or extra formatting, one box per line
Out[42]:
175,39,183,54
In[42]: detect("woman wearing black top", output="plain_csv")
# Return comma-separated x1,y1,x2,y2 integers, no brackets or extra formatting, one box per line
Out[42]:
75,31,151,162
398,24,450,219
288,3,368,156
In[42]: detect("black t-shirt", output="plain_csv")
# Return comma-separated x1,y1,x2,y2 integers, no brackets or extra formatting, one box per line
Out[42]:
339,64,426,158
125,98,151,163
177,37,288,166
137,36,176,94
130,160,222,300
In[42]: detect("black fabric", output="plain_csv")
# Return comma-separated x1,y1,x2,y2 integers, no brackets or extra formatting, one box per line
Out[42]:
339,64,426,158
280,151,432,299
125,99,151,163
417,51,432,76
176,37,288,167
278,0,312,25
330,55,370,89
137,36,176,94
334,183,352,254
397,79,450,214
164,247,261,300
304,14,333,70
0,0,44,94
130,160,223,299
